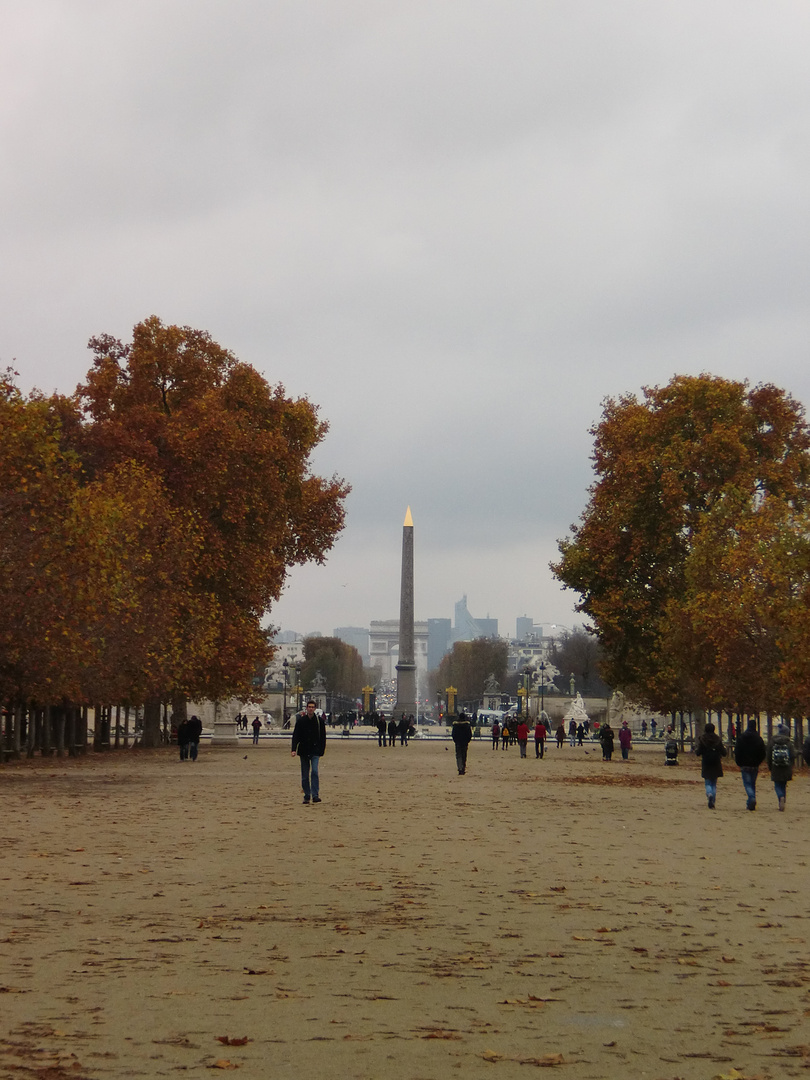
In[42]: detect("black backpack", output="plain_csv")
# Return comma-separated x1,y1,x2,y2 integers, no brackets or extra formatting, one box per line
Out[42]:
771,743,791,769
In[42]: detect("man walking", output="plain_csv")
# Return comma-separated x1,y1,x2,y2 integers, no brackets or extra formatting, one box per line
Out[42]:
534,717,547,758
734,718,766,810
516,719,529,758
291,701,327,805
619,720,632,760
186,714,203,761
451,712,472,775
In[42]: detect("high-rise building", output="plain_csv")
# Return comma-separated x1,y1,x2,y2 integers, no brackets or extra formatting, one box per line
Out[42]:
451,595,498,643
427,618,452,672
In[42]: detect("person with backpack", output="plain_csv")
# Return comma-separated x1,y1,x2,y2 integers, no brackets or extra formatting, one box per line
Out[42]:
766,724,796,812
694,722,727,809
733,718,766,811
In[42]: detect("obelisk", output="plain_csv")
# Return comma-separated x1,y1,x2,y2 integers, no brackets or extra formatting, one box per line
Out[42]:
393,506,417,719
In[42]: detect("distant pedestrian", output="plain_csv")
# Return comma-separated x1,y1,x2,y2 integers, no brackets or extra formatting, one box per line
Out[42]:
177,717,190,760
186,715,203,761
641,719,647,738
377,713,387,747
251,716,262,744
694,722,726,809
576,723,585,746
568,719,577,747
388,717,398,747
619,721,632,760
650,718,657,739
452,712,473,775
291,700,327,805
734,719,766,811
534,719,547,759
766,724,796,812
491,721,500,749
555,723,565,749
516,720,529,758
599,721,615,761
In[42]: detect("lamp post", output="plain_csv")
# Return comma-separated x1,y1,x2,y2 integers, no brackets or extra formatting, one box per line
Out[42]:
523,665,535,719
539,660,546,717
295,663,302,714
282,658,289,728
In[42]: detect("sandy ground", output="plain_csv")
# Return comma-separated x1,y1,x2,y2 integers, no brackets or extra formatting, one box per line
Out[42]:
1,735,808,1080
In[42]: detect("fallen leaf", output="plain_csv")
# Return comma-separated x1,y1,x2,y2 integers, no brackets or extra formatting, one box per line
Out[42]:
209,1060,239,1070
216,1036,249,1046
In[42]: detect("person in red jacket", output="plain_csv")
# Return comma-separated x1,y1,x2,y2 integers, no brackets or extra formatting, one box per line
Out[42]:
516,719,530,758
533,718,547,759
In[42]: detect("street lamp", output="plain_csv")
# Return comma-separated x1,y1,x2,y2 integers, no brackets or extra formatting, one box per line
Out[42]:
538,660,546,717
295,663,302,713
282,658,289,728
520,666,534,718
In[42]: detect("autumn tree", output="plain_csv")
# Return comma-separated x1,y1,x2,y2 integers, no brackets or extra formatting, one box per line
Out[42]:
0,375,86,708
72,317,348,744
434,637,508,706
300,637,364,701
553,375,810,711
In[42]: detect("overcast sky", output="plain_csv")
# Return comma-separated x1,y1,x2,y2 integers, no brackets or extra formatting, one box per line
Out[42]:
3,1,810,640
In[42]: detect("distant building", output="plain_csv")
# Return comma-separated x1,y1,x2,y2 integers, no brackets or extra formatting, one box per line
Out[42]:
265,637,305,687
451,595,498,644
369,619,429,688
333,626,370,665
427,618,452,672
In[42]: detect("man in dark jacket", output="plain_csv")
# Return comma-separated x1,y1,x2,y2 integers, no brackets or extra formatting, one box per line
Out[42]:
451,713,472,775
291,701,327,804
186,715,203,762
734,719,766,811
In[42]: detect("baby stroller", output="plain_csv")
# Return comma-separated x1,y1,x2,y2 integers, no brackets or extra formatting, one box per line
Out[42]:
664,738,679,766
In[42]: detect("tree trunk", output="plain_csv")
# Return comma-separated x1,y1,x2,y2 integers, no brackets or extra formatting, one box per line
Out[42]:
78,706,88,753
54,704,66,758
140,699,162,748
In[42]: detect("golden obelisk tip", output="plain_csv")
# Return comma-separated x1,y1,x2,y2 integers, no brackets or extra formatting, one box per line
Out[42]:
403,506,413,527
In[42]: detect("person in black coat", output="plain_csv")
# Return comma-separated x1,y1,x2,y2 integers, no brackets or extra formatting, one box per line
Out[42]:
186,715,203,762
291,701,327,804
733,719,766,811
452,713,473,775
694,722,727,809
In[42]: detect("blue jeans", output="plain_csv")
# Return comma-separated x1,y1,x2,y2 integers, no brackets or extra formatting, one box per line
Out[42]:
740,767,758,807
189,740,199,761
774,779,787,801
704,778,717,801
300,754,320,800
